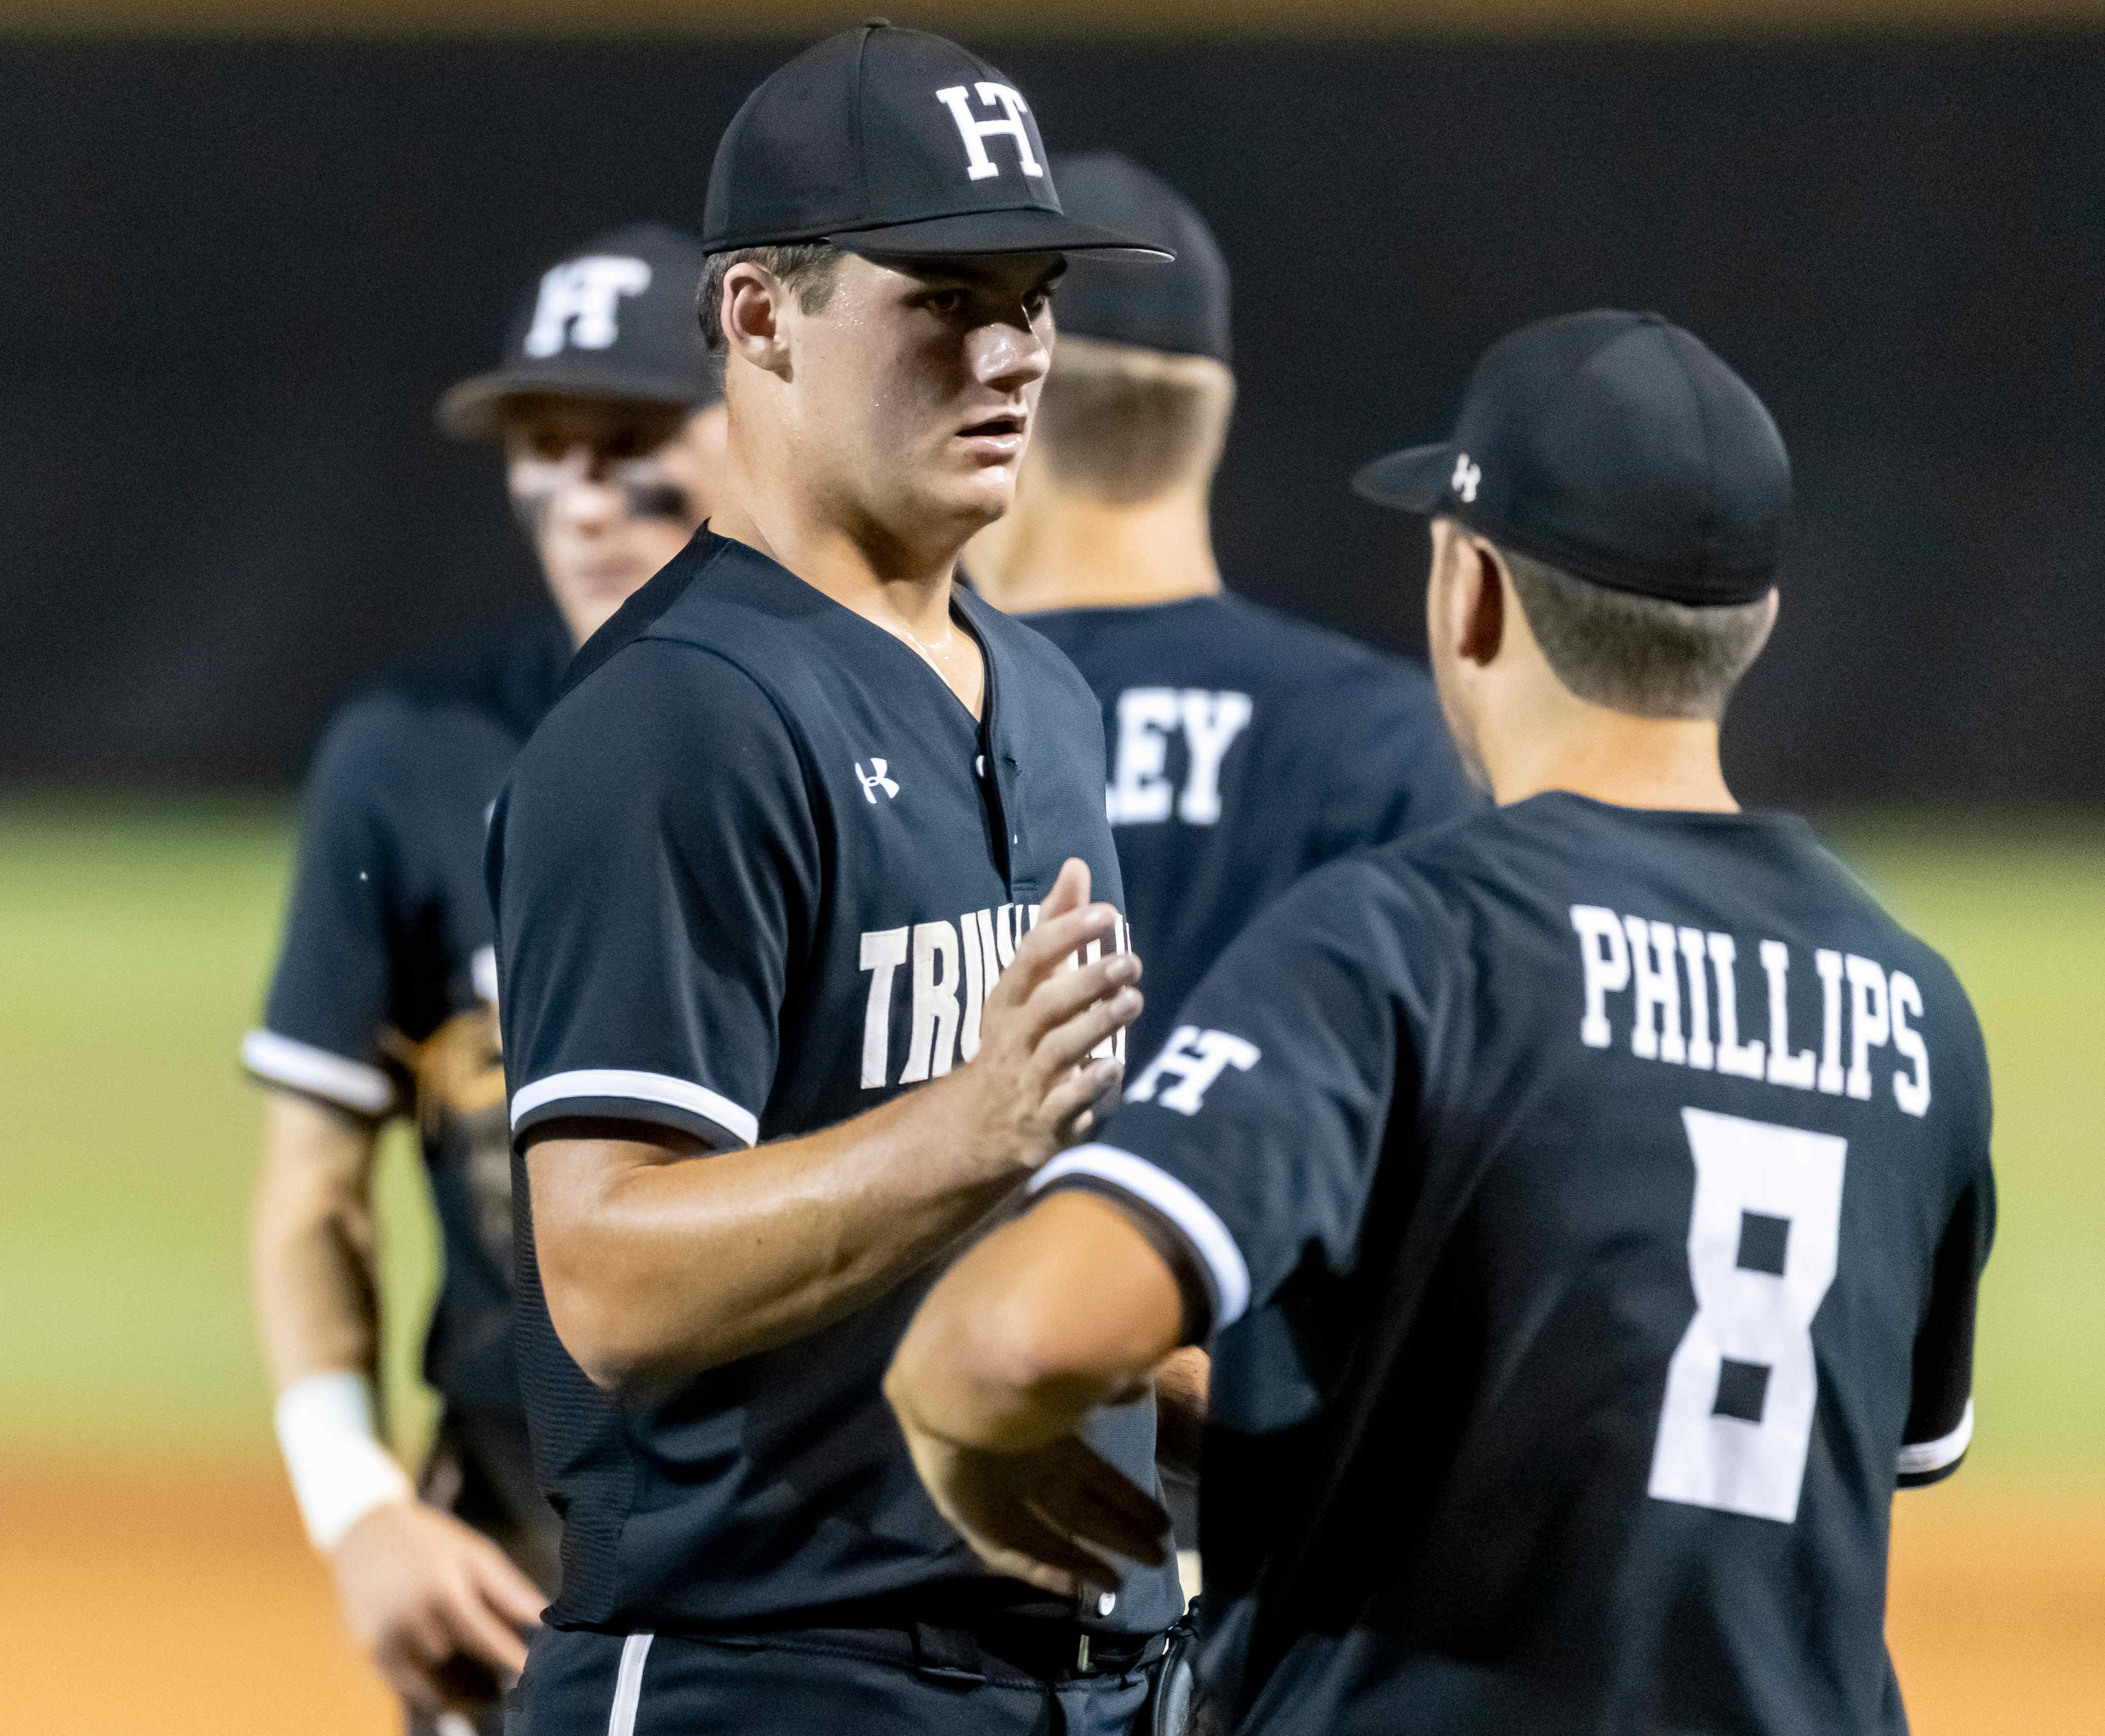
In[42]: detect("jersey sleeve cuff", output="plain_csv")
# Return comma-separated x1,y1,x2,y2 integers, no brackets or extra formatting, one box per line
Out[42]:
1030,1143,1253,1331
242,1029,396,1118
1897,1400,1974,1487
509,1068,759,1151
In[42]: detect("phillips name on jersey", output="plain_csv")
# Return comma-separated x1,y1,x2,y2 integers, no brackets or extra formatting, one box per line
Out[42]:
1034,793,1993,1735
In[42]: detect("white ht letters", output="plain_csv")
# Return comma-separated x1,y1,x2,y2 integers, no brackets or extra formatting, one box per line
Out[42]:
858,904,1129,1090
522,255,652,357
1106,687,1254,827
1126,1025,1261,1116
934,83,1044,181
1569,905,1930,1116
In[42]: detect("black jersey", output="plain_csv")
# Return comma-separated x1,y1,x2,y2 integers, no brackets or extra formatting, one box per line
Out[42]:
490,529,1184,1637
1037,794,1993,1735
1023,594,1479,1064
245,612,573,1423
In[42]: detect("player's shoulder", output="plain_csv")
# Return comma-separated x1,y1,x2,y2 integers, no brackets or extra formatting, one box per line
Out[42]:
529,534,798,756
305,610,566,795
1790,827,1986,1046
370,608,572,735
1250,821,1480,969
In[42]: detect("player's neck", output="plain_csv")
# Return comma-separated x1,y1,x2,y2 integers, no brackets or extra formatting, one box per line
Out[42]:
712,446,983,714
966,480,1220,614
1480,686,1739,814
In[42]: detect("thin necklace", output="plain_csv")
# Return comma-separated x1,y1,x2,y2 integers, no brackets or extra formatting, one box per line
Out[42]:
893,614,959,672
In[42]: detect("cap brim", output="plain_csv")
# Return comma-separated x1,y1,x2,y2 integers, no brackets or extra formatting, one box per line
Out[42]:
435,363,716,442
831,205,1172,260
1351,442,1458,514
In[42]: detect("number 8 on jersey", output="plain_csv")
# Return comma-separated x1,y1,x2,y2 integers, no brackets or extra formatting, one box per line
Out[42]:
1648,1106,1846,1523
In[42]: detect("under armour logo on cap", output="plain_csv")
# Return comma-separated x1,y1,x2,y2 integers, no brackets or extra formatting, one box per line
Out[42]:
522,256,653,358
1452,453,1482,504
934,83,1044,182
1352,311,1791,608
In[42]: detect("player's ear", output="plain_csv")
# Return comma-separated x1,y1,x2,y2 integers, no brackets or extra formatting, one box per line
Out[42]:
1458,535,1507,668
720,262,794,381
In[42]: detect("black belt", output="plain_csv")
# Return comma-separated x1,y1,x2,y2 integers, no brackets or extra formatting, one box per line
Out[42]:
687,1616,1169,1688
912,1616,1164,1685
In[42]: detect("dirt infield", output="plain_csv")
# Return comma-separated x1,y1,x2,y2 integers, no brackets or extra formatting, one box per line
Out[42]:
1886,1484,2105,1733
2,1461,393,1736
3,1461,2097,1734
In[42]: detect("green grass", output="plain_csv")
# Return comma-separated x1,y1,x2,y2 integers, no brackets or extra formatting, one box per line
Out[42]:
1826,816,2105,1479
0,797,2097,1484
0,796,438,1465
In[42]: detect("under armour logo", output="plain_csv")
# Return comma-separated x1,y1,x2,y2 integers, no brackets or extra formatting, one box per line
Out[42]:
934,83,1044,183
856,759,901,803
1451,452,1482,504
522,255,652,358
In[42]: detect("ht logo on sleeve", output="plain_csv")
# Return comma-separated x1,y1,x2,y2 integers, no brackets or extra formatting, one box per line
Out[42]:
1127,1025,1260,1116
522,256,653,357
934,83,1044,181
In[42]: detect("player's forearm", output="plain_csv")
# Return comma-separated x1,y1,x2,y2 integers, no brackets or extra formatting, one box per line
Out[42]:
1154,1346,1210,1478
528,1072,1028,1389
250,1090,384,1390
887,1191,1186,1454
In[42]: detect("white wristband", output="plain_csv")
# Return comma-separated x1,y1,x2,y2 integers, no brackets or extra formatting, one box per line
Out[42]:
274,1371,415,1550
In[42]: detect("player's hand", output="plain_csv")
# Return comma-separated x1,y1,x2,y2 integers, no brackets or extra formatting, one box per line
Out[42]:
897,1418,1170,1602
328,1498,544,1718
961,857,1141,1176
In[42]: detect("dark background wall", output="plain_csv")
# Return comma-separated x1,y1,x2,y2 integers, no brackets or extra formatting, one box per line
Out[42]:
3,34,2101,804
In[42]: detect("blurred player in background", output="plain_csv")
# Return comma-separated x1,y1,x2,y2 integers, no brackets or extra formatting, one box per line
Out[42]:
892,312,1994,1735
968,152,1479,1073
244,222,725,1734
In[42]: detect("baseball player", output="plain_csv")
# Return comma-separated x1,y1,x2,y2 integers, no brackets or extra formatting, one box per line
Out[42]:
488,26,1190,1736
890,311,1994,1735
969,149,1479,1105
245,223,725,1733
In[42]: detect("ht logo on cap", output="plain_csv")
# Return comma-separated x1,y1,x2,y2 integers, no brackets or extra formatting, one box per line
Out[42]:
523,255,652,358
934,83,1044,182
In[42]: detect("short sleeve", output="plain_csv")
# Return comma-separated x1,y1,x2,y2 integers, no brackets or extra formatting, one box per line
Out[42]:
242,700,410,1118
1899,1015,1996,1487
492,639,819,1153
1031,858,1431,1337
1311,661,1483,861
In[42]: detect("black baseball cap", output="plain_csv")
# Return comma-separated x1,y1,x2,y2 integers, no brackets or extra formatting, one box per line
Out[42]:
1049,152,1231,364
702,24,1169,260
437,223,723,441
1354,310,1790,606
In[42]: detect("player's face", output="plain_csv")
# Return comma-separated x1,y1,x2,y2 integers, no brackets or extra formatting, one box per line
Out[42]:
501,396,727,645
787,251,1060,549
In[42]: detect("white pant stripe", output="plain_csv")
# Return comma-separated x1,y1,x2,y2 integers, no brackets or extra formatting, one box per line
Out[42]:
608,1631,654,1736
